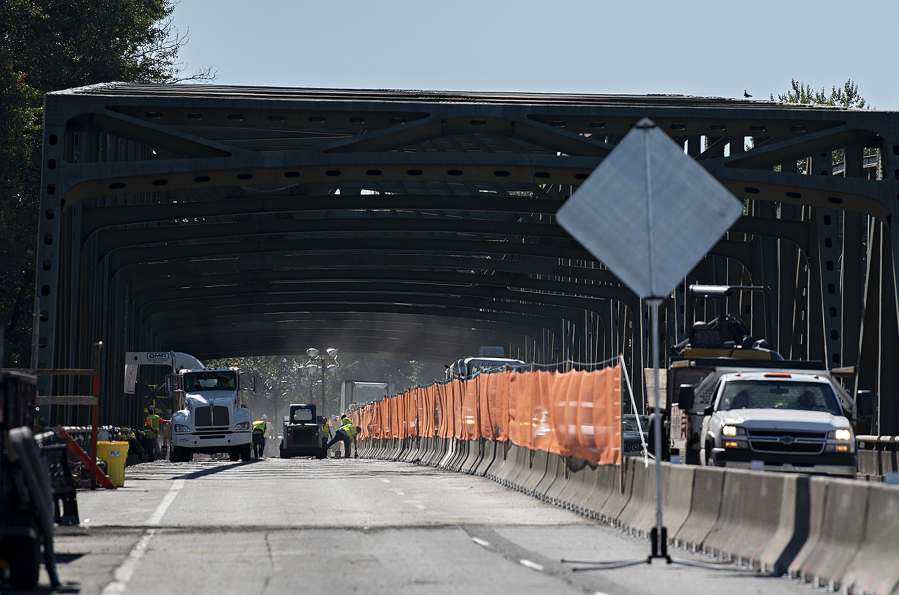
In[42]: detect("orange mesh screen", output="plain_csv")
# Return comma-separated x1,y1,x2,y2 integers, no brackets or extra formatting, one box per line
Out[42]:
349,366,620,464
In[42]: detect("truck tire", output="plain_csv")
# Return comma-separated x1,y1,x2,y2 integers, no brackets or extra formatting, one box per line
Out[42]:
279,444,289,459
240,445,252,462
5,533,41,589
229,451,240,462
316,448,326,460
171,446,192,463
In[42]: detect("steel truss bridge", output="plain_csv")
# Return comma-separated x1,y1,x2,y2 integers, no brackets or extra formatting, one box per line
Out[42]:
33,84,899,432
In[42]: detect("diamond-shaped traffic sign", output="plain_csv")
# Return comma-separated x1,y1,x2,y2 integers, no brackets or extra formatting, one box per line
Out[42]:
556,118,744,299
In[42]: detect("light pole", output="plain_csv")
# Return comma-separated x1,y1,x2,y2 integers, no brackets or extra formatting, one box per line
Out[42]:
303,348,339,418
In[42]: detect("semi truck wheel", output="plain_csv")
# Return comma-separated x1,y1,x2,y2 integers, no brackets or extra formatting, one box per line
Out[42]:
229,451,240,462
240,445,252,462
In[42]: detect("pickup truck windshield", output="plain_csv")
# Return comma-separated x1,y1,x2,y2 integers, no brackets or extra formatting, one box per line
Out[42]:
183,371,237,391
720,380,842,416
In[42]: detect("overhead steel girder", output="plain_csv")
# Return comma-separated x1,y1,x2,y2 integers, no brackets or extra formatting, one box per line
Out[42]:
59,152,602,208
130,269,633,312
154,315,535,346
94,217,576,260
122,253,623,295
106,237,595,277
136,283,616,326
81,194,564,239
144,303,561,340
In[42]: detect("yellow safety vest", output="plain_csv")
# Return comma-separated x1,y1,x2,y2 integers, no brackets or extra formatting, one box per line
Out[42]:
144,414,161,439
341,419,357,439
253,420,272,436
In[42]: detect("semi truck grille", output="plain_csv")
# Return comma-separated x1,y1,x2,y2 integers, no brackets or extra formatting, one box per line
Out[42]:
195,406,230,427
290,426,318,445
747,429,826,454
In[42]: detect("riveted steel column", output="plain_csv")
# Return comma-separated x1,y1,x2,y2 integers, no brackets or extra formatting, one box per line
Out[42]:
812,152,842,368
879,230,899,434
856,221,881,407
842,146,865,373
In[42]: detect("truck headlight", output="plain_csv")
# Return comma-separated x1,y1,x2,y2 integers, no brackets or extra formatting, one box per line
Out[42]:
829,429,852,441
174,424,190,433
234,421,250,430
722,425,745,436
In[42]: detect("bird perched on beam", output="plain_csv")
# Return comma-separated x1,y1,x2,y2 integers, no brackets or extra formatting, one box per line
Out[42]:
744,90,752,98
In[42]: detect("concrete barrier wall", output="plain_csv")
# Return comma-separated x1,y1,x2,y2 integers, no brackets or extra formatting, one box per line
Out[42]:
672,466,725,551
360,437,894,590
841,482,899,595
790,478,871,590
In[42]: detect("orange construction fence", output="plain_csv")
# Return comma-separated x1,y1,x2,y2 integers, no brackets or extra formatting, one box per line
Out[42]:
350,366,621,465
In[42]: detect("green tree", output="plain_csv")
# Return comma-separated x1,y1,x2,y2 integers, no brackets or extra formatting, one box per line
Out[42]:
768,79,871,172
1,0,215,366
771,78,868,109
206,355,447,416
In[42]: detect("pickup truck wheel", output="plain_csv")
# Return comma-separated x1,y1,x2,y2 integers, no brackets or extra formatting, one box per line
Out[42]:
279,444,289,459
700,443,710,467
316,448,326,460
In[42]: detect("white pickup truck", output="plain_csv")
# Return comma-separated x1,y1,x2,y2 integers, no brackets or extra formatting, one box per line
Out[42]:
677,364,872,476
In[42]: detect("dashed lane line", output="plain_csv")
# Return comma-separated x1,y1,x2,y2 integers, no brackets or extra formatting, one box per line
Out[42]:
101,477,185,594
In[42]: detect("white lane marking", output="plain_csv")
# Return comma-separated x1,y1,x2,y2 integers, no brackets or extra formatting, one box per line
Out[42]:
382,479,391,483
395,491,405,495
101,530,156,594
101,478,185,594
519,559,544,571
415,504,426,510
147,479,184,525
471,537,490,547
595,592,613,595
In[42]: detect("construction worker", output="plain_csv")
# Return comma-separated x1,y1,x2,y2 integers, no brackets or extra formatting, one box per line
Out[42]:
252,414,273,459
321,416,332,453
327,414,357,458
143,406,169,462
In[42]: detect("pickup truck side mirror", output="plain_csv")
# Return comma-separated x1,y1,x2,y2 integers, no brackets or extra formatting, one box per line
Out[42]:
677,384,695,410
856,390,875,418
703,404,714,417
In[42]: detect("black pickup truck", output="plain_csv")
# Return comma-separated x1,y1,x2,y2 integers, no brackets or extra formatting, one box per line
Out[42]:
279,403,327,459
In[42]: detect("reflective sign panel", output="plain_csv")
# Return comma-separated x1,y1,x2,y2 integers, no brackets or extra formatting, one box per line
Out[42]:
557,118,743,299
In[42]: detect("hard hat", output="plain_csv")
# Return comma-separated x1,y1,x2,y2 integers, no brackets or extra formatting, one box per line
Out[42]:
262,414,268,420
148,406,156,413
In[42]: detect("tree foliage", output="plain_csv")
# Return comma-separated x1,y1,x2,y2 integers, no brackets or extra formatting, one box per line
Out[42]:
771,79,869,109
1,0,215,366
206,355,447,418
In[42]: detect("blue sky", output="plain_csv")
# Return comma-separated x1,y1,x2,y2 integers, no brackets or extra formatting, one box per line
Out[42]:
171,0,898,110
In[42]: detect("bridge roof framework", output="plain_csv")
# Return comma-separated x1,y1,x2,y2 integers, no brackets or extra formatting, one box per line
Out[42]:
33,84,899,432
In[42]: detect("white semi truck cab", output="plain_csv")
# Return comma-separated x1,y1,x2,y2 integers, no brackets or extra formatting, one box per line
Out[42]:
169,367,254,462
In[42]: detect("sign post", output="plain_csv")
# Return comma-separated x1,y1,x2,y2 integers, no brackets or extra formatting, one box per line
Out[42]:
557,118,742,563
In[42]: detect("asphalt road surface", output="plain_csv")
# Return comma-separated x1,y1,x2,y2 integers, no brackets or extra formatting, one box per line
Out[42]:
31,456,819,595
